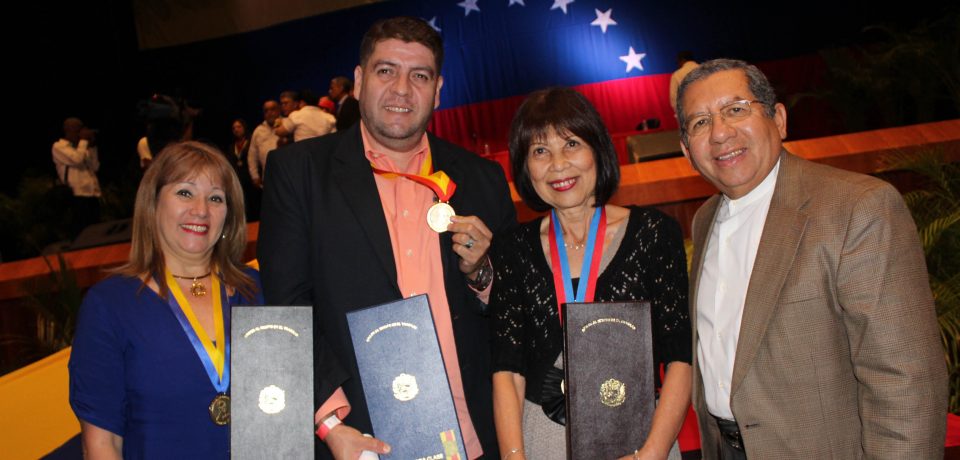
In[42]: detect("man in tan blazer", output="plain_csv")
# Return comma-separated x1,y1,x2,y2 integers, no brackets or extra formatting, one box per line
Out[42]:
677,59,947,459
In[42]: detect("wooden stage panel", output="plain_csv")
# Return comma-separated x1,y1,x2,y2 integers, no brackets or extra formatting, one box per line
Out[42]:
0,119,958,301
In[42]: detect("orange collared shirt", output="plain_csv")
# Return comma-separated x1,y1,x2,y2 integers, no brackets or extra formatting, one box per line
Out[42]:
315,125,481,459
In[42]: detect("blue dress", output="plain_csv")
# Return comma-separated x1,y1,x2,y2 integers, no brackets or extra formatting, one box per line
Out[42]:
69,268,263,459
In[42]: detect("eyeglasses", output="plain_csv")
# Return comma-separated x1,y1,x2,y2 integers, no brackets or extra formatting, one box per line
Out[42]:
683,100,766,137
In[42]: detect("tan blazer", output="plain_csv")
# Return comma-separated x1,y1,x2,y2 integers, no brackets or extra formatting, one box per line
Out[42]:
690,152,947,459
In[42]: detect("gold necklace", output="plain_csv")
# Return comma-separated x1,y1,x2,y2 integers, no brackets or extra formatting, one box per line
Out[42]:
562,228,587,251
170,271,212,297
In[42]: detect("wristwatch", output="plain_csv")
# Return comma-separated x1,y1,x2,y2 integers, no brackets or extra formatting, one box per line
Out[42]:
465,255,493,291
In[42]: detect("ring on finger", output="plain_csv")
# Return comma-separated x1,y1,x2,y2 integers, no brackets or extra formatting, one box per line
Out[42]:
464,238,475,250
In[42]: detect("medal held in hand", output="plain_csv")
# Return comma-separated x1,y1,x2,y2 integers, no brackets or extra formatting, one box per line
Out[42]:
370,146,457,232
427,202,456,233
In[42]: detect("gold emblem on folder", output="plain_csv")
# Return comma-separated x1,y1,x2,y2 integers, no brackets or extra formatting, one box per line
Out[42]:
258,385,286,414
392,373,419,401
600,378,626,407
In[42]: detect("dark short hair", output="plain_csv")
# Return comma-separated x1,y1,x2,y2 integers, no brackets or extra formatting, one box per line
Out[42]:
279,90,301,102
508,87,620,212
300,89,319,106
232,118,248,132
676,58,777,146
332,76,353,93
359,16,443,74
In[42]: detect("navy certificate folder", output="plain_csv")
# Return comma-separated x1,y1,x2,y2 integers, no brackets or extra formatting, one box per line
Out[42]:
562,301,654,460
231,306,314,459
346,295,466,460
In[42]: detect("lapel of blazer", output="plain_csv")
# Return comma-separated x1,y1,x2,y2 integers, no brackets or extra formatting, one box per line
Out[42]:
331,125,400,294
429,134,461,286
690,193,722,410
730,151,811,396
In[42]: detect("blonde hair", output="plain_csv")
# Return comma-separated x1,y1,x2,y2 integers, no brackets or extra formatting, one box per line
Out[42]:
115,141,256,300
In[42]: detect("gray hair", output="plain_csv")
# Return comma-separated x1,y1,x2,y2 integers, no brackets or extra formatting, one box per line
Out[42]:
677,58,777,146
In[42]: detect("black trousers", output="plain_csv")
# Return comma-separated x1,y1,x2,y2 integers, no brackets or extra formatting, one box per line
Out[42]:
715,417,747,460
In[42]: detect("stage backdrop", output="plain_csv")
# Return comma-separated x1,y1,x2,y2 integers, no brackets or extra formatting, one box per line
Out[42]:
133,0,934,156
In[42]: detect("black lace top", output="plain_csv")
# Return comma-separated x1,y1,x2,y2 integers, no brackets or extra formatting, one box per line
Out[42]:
490,206,692,405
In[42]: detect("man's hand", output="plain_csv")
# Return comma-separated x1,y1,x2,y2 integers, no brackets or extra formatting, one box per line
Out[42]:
325,423,391,460
448,215,493,279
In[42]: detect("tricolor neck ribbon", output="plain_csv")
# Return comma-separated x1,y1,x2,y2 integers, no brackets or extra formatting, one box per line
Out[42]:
165,270,229,393
369,146,457,202
548,206,607,323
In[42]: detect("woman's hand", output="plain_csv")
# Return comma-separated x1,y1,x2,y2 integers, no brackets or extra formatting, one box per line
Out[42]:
617,444,668,460
493,371,527,460
616,361,692,460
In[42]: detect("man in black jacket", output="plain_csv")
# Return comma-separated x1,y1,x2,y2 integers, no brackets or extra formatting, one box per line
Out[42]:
259,16,516,460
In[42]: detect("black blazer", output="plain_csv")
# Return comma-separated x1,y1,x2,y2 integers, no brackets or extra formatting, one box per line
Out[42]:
258,123,517,458
336,96,361,132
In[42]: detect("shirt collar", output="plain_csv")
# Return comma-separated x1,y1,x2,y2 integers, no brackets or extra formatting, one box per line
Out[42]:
360,122,429,174
723,158,780,215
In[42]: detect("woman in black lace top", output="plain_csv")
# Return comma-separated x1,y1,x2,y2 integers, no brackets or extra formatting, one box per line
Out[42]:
490,88,691,460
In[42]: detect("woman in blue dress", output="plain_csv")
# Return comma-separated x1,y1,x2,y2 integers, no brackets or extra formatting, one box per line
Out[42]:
69,141,263,459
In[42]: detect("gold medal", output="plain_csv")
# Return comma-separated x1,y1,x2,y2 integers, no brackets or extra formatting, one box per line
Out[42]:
209,393,231,425
426,202,456,233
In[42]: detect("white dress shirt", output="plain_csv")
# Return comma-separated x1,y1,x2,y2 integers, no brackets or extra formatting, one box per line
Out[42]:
52,138,101,197
670,60,699,114
248,121,278,183
697,159,780,420
280,105,336,142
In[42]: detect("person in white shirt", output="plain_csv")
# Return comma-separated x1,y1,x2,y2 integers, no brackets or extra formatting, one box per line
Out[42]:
248,99,280,188
275,90,336,142
669,51,698,117
679,59,946,459
52,117,101,236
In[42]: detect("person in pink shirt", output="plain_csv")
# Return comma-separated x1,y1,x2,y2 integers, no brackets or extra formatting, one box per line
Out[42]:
258,16,516,460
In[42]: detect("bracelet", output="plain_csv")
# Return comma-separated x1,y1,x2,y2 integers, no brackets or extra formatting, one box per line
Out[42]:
504,447,522,459
465,254,493,291
316,414,342,441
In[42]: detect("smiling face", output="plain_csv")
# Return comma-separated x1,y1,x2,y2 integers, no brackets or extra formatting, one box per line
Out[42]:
526,126,598,213
680,69,787,199
155,171,228,273
354,38,443,153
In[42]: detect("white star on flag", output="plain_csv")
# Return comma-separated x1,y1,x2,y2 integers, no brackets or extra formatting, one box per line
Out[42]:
508,0,525,6
550,0,574,14
619,46,646,73
427,17,441,32
591,8,617,33
458,0,480,17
